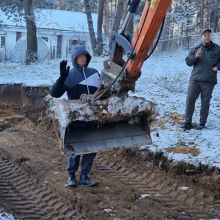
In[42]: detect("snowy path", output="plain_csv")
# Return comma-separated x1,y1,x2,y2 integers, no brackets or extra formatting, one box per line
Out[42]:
0,50,220,168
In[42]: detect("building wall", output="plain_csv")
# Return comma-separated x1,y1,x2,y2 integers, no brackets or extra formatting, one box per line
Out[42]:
0,27,93,62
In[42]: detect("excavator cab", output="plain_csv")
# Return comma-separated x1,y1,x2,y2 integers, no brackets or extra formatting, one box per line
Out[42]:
52,0,172,156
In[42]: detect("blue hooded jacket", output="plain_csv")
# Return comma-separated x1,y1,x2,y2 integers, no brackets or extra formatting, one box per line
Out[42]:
50,45,100,100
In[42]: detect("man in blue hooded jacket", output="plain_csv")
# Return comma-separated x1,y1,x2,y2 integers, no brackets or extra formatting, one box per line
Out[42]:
50,45,100,187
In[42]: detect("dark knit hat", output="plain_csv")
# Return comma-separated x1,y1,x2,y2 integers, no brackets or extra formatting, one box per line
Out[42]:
201,29,211,36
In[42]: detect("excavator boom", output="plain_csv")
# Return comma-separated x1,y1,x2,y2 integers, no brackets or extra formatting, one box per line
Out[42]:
128,0,172,78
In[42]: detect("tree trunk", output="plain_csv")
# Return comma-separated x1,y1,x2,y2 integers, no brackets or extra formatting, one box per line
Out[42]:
162,6,171,51
84,0,98,56
205,0,210,28
111,0,124,33
200,0,204,32
122,1,128,23
57,0,63,10
216,0,220,32
103,0,107,36
127,15,133,36
211,0,218,32
106,0,110,37
23,0,38,65
109,0,125,49
96,0,104,55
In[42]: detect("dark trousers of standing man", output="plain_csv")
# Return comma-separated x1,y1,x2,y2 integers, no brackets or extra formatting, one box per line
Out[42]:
185,80,215,125
66,153,96,175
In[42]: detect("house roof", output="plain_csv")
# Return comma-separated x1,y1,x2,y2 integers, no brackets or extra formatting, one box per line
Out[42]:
0,9,98,33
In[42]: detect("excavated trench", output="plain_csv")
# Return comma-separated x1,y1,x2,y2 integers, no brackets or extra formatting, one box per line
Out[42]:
0,84,220,220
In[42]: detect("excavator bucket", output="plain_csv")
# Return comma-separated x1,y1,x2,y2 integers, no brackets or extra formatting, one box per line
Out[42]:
52,94,156,156
0,83,50,106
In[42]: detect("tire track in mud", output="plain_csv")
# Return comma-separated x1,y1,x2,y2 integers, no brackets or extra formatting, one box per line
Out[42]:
0,111,90,219
0,157,48,219
0,150,78,219
94,149,220,219
11,120,182,219
1,107,220,219
20,121,220,219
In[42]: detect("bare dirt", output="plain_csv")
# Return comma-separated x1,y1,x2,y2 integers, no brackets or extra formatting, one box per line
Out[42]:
0,103,220,220
166,146,201,156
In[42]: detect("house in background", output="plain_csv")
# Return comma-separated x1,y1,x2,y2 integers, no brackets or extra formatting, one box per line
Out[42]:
13,36,50,62
0,9,99,62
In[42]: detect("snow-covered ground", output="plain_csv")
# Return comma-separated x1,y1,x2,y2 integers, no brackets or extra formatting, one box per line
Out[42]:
0,50,220,169
135,51,220,168
0,210,16,220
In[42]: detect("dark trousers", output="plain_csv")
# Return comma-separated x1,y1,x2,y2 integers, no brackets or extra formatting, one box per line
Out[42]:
66,153,96,175
185,80,215,124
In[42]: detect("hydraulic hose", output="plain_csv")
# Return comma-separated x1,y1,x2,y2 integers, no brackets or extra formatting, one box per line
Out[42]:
145,16,165,61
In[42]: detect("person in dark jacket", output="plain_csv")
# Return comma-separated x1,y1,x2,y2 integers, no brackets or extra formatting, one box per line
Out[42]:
50,45,100,187
181,29,220,130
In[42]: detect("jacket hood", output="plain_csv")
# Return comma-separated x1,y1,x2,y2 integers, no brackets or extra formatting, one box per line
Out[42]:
71,45,91,68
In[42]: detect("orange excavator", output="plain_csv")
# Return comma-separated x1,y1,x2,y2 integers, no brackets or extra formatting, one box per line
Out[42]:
52,0,172,156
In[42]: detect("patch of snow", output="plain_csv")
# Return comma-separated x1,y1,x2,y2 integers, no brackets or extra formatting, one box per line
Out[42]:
205,219,220,220
104,209,113,213
139,146,148,150
179,186,189,191
139,194,150,199
0,211,16,220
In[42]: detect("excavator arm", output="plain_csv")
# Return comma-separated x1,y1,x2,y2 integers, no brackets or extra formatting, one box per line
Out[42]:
52,0,172,156
98,0,172,96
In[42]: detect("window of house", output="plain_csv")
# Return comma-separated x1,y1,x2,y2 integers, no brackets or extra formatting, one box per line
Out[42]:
68,39,85,52
41,37,48,42
0,35,5,47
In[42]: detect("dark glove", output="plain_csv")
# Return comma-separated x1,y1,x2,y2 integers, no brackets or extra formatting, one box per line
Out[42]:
60,60,70,80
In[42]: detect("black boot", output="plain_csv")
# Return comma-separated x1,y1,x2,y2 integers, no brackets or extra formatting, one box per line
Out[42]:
79,174,98,187
197,123,205,130
67,173,77,187
180,122,192,130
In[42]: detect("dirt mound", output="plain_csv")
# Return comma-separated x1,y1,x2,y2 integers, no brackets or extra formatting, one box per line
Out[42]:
0,104,17,117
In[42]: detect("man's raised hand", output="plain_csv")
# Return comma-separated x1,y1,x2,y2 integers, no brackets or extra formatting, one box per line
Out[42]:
60,60,70,79
196,49,202,58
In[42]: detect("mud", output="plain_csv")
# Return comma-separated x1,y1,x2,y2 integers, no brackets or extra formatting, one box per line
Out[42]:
0,103,220,219
166,146,200,156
